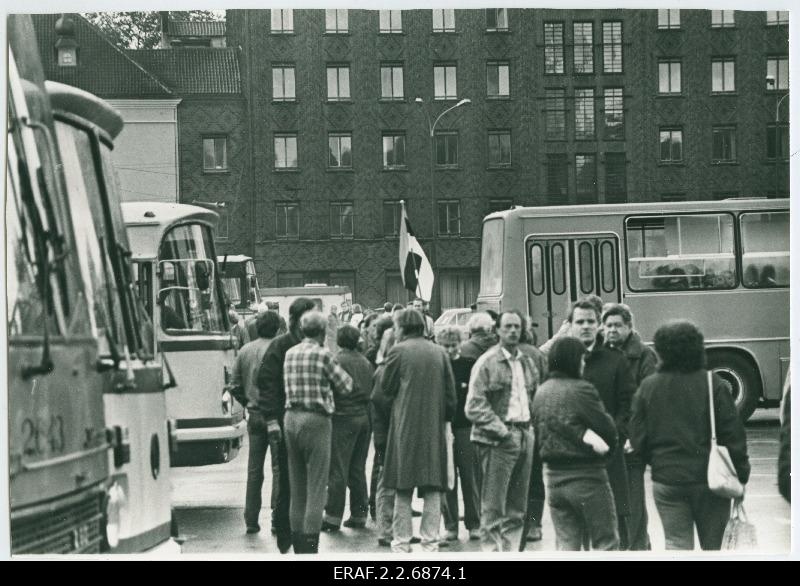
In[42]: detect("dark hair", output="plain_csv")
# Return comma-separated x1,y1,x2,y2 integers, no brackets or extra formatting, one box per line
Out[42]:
362,312,377,330
653,321,706,372
548,337,588,379
392,303,404,312
510,309,532,344
256,310,281,339
485,309,499,322
373,316,394,344
567,299,601,322
289,297,316,330
602,304,632,326
495,310,522,330
337,324,361,350
383,302,393,312
394,308,425,337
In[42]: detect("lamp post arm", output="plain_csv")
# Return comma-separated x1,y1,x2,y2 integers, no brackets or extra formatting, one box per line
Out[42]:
776,92,790,122
431,102,467,136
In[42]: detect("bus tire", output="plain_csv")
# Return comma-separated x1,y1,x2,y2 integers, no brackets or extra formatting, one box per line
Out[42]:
707,350,761,421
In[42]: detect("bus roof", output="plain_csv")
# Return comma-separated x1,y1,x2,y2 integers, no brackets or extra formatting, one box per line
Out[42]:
122,202,219,260
217,255,253,264
485,198,790,223
46,80,123,140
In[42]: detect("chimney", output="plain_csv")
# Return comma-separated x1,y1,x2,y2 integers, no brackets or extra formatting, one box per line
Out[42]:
159,11,170,48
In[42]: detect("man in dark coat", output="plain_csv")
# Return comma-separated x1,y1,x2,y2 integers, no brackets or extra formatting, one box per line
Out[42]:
460,312,497,361
568,299,637,550
602,303,657,550
254,297,316,553
382,309,457,552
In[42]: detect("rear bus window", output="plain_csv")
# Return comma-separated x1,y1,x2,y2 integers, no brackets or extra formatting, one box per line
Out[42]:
625,213,736,291
480,219,504,296
740,211,789,288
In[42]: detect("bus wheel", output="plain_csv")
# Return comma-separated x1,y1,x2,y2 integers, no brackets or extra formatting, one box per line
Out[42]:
707,351,760,421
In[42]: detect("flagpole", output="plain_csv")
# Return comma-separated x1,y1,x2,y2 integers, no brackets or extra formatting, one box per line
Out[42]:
401,200,424,301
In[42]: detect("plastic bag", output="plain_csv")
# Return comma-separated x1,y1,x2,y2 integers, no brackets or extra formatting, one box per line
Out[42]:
722,502,758,551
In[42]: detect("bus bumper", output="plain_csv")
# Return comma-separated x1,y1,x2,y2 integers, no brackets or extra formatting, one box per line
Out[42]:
170,418,246,467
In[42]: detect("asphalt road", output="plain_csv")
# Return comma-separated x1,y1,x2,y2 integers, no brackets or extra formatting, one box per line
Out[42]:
171,408,790,556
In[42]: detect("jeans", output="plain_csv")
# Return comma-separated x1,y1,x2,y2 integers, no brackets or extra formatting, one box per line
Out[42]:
626,457,651,550
525,444,546,530
652,481,731,550
284,410,332,534
244,412,278,529
324,413,371,526
375,456,395,541
475,427,535,552
546,466,619,551
392,489,441,553
442,426,481,532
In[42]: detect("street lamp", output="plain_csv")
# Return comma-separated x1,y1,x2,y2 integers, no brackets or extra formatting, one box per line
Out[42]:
414,97,471,310
191,199,226,209
766,76,789,198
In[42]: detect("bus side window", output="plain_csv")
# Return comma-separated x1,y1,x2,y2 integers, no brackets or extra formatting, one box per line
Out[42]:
740,212,789,288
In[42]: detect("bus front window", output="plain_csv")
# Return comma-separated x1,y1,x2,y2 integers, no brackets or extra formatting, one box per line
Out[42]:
158,224,226,334
480,219,504,296
740,212,789,288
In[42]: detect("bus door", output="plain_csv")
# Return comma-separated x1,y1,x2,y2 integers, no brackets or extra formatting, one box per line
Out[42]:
527,234,621,339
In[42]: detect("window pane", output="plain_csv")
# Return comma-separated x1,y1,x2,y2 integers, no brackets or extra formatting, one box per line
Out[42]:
671,63,681,93
551,243,566,294
327,68,338,98
724,61,735,91
447,67,457,97
393,67,403,97
434,67,445,97
530,244,544,295
600,241,616,293
284,68,295,98
203,139,214,169
579,241,594,294
741,212,789,287
575,89,595,139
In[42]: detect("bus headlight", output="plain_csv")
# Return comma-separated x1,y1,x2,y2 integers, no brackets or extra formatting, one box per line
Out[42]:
221,390,233,415
105,481,127,549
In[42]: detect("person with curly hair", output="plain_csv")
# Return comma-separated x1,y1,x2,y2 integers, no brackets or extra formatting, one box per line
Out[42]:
629,321,750,550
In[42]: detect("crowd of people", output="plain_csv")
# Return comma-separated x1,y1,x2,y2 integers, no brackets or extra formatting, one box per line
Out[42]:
227,293,754,554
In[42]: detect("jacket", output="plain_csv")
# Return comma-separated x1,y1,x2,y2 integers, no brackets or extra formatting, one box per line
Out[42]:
583,343,636,440
630,369,751,486
254,329,301,420
532,374,618,469
465,344,540,446
460,335,494,361
229,336,274,408
450,355,476,429
333,348,374,416
609,331,657,387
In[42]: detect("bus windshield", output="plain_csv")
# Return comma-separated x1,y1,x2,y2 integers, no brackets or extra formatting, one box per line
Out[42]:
480,218,504,296
158,224,226,334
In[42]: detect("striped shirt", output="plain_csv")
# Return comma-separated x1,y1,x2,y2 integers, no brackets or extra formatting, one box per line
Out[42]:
284,339,353,415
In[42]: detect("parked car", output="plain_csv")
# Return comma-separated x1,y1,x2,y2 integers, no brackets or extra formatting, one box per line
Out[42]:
433,308,473,340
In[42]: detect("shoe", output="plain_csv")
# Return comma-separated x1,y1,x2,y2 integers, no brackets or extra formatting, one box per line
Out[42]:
291,532,305,554
443,529,458,541
320,521,340,533
468,529,481,541
343,518,366,529
411,509,422,517
277,531,293,554
410,536,421,544
378,537,391,547
304,532,320,554
245,525,261,534
526,526,543,542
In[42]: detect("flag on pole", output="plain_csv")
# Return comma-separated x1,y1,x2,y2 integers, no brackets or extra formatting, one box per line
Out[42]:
398,201,434,302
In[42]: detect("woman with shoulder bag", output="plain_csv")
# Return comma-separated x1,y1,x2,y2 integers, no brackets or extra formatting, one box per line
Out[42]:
629,321,750,550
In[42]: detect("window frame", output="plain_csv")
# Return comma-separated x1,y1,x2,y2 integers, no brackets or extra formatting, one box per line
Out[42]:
432,9,456,33
379,10,403,34
605,152,627,203
273,133,299,170
711,125,737,164
659,127,684,163
271,9,294,34
602,21,623,74
486,61,510,99
574,153,598,203
711,10,735,28
711,57,736,94
382,132,407,170
202,135,228,173
276,202,300,240
573,22,594,74
545,88,567,141
328,132,353,169
658,60,682,95
434,63,458,101
329,201,355,239
574,88,596,140
766,56,789,91
603,88,624,140
326,64,351,102
437,199,462,236
382,200,403,238
740,211,789,289
488,130,512,168
486,8,509,32
380,62,405,101
766,11,789,26
657,9,681,30
545,153,569,205
767,124,790,160
544,22,565,75
272,64,296,102
435,131,459,168
325,9,349,34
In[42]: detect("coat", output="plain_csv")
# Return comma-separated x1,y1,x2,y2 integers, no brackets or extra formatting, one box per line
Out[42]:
381,336,457,491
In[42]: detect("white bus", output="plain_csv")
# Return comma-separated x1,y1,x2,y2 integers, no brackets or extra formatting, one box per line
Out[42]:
124,202,246,466
477,198,790,419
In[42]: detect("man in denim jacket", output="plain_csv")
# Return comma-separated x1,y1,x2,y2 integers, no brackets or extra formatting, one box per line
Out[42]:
466,311,540,552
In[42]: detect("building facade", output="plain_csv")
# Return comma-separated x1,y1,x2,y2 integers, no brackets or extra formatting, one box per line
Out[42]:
226,8,788,313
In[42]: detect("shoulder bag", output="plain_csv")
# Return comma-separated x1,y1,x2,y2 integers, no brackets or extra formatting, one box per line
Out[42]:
707,371,745,499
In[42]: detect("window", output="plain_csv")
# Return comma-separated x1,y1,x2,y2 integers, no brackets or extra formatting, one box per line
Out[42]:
382,201,402,237
712,126,736,163
602,22,623,73
488,199,512,213
433,9,455,32
274,134,298,169
545,154,568,204
711,10,735,28
380,10,402,33
545,89,566,141
574,89,595,140
327,65,351,101
325,9,348,33
767,124,790,160
486,8,508,32
766,11,789,26
435,132,458,167
658,60,682,94
544,23,564,74
203,137,227,172
626,214,736,291
383,133,406,169
575,154,597,203
659,128,683,163
438,200,461,236
605,152,627,203
741,212,789,288
276,203,299,239
573,22,594,74
434,64,458,100
380,63,404,100
272,65,296,102
271,9,293,33
712,58,735,93
328,133,352,169
488,130,512,167
767,57,789,90
330,202,354,239
487,61,510,98
603,88,624,140
658,9,680,29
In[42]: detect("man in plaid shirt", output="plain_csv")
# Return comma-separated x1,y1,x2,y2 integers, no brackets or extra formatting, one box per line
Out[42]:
283,310,353,553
